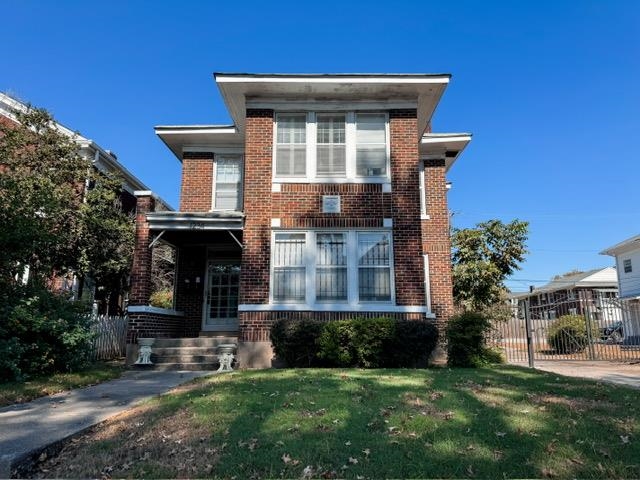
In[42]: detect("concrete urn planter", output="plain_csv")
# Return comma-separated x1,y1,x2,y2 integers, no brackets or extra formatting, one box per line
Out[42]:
216,343,237,372
135,337,155,365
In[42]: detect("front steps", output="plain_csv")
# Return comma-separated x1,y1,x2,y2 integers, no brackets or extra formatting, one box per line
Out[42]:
148,337,238,371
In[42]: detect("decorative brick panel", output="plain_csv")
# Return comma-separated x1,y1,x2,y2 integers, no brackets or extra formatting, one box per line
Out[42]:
180,152,213,212
389,109,425,307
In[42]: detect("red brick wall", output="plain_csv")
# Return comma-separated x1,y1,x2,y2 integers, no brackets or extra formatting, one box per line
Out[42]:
239,109,274,305
389,109,426,306
180,152,213,212
129,195,155,305
274,183,391,228
421,158,454,322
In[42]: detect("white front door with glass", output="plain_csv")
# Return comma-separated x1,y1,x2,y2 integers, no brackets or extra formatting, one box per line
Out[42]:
204,262,240,331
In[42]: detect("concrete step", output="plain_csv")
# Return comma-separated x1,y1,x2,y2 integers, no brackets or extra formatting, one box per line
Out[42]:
152,354,221,364
151,362,220,371
152,346,220,356
154,337,237,348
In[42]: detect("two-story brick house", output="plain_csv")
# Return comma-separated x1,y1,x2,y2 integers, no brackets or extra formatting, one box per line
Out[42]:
127,73,471,368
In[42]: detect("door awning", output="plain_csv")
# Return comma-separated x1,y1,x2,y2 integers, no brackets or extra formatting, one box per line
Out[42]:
146,211,244,231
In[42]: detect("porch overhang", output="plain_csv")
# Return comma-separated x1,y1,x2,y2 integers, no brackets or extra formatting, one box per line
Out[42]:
420,133,472,171
147,211,244,231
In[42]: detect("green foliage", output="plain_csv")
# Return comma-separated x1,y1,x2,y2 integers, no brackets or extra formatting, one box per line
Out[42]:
547,314,598,354
270,319,325,367
0,106,87,280
452,219,529,311
446,311,501,367
77,171,135,306
149,289,174,309
271,318,439,368
0,283,94,382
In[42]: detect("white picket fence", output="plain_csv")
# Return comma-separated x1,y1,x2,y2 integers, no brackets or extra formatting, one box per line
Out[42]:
90,314,128,360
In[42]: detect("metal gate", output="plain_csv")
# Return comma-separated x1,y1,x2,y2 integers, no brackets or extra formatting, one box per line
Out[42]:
491,291,640,364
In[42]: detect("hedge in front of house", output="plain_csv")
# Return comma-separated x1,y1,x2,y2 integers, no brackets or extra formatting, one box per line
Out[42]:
270,317,438,368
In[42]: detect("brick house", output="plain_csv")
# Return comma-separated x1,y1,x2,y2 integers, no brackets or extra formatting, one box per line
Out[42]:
127,73,471,368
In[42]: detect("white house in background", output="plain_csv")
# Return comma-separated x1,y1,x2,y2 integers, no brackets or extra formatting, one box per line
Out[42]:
601,235,640,347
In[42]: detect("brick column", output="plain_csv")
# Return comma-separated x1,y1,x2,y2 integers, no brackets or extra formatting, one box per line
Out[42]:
130,192,155,305
421,159,455,325
389,109,425,307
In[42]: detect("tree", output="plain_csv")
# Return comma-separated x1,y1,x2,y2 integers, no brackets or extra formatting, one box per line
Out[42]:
451,219,528,312
0,105,134,310
0,107,87,283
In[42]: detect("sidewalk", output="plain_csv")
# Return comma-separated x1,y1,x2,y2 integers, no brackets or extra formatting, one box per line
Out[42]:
0,370,213,478
513,360,640,389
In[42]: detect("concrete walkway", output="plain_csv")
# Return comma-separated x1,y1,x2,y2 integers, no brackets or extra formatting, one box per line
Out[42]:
513,360,640,389
0,370,213,477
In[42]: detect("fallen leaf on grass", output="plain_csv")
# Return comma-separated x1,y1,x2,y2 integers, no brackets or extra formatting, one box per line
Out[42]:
302,465,314,478
362,448,370,456
282,453,292,464
345,441,352,446
495,431,506,437
541,467,556,478
493,450,503,460
620,435,630,444
348,457,358,464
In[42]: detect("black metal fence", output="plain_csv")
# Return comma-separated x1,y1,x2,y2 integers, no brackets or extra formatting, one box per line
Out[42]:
490,291,640,364
90,314,128,360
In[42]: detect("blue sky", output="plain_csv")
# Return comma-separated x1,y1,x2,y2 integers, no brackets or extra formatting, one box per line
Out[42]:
3,0,639,291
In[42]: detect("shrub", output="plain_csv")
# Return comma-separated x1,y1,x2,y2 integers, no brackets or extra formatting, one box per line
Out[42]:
149,289,173,309
0,284,94,382
272,317,439,368
270,318,325,367
446,311,495,367
547,314,598,354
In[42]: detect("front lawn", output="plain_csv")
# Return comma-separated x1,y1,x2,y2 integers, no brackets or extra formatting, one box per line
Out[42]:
0,360,125,407
30,366,639,479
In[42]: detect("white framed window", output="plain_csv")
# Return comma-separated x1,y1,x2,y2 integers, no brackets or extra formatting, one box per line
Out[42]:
212,155,243,211
355,113,387,177
272,233,307,302
270,230,395,306
275,114,307,177
273,111,390,183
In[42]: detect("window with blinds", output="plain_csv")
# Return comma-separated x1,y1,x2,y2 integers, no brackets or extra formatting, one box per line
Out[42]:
356,113,387,177
276,114,307,176
316,114,346,177
213,156,242,211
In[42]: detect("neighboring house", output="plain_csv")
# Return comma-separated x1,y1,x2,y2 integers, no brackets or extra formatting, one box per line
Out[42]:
601,236,640,346
0,92,170,312
127,72,472,368
514,267,620,323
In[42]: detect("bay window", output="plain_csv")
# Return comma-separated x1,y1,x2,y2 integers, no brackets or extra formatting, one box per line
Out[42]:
271,230,394,305
274,111,389,181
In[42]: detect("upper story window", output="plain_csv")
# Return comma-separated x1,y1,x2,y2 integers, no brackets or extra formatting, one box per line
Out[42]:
274,112,390,183
356,113,387,176
212,155,243,211
624,259,632,273
275,114,306,177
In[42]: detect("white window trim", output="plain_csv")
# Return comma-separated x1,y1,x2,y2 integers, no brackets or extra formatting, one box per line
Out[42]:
269,229,396,309
419,160,429,219
210,154,244,212
273,111,391,184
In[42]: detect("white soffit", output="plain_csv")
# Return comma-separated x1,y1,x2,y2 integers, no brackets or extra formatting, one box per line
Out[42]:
155,125,244,160
214,73,451,136
420,133,472,171
601,234,640,256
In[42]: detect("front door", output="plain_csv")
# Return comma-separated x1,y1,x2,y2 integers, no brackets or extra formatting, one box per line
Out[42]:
203,261,240,331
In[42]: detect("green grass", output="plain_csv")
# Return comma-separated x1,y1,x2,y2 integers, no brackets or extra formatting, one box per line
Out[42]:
35,366,639,479
0,361,125,407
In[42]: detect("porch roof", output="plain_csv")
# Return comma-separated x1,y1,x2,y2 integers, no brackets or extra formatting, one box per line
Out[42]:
146,211,244,231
